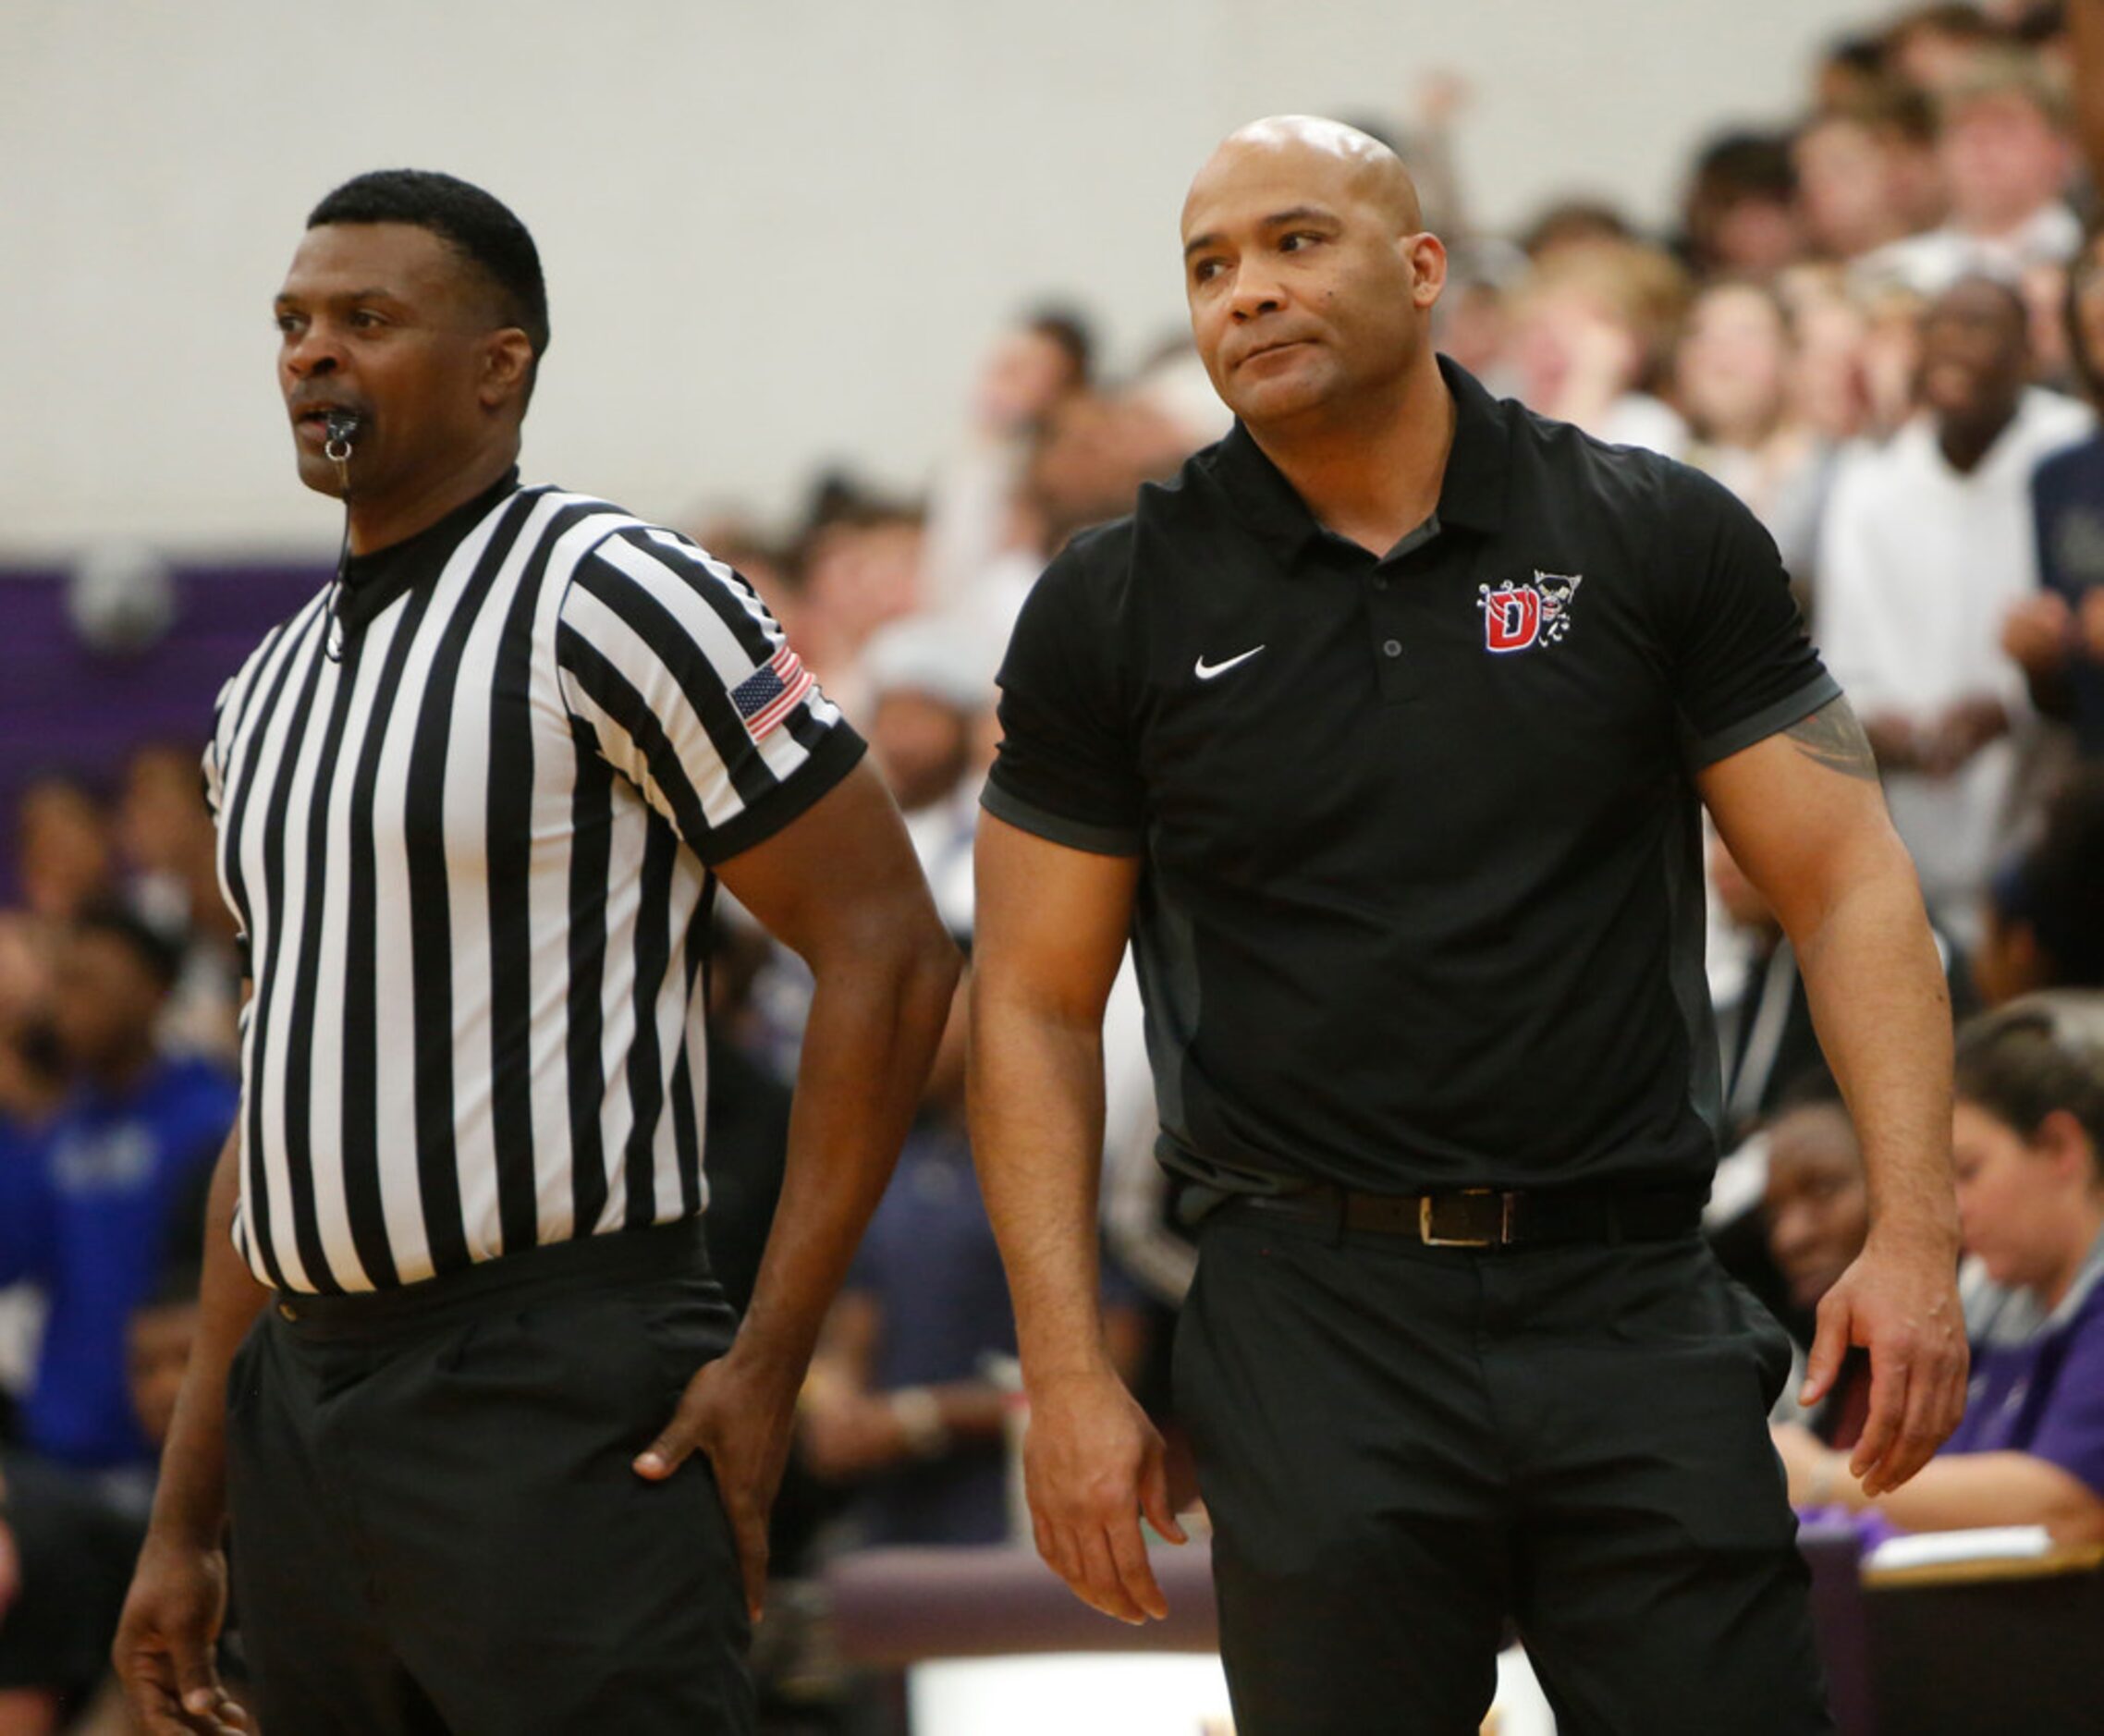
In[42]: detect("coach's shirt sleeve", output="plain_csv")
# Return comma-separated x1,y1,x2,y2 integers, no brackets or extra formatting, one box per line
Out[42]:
556,527,864,865
982,532,1147,857
1661,466,1841,770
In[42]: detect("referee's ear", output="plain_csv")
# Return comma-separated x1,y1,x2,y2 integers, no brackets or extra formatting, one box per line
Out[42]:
478,328,536,416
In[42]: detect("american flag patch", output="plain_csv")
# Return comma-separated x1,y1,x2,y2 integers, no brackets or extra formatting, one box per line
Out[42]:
730,645,814,741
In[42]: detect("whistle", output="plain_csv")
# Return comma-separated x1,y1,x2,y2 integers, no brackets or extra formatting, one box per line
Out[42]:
323,410,361,464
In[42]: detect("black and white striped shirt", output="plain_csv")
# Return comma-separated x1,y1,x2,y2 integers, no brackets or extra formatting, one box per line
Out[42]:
205,473,862,1292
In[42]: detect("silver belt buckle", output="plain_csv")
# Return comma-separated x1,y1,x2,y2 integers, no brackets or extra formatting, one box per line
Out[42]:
1419,1187,1511,1248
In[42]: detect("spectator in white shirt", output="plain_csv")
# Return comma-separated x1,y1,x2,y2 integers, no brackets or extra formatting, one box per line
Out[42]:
1817,275,2092,943
862,618,988,937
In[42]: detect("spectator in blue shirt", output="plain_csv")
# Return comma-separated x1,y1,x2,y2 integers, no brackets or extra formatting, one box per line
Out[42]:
797,969,1020,1547
798,966,1146,1547
2008,221,2104,757
0,909,235,1476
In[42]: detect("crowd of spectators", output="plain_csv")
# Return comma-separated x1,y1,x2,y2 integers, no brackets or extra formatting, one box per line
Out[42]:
6,1,2104,1728
0,755,239,1731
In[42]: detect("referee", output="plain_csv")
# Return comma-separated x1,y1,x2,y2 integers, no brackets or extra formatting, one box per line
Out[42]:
112,170,958,1734
970,119,1966,1733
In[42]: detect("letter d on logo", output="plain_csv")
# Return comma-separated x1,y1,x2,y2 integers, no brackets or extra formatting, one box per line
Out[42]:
1485,585,1541,654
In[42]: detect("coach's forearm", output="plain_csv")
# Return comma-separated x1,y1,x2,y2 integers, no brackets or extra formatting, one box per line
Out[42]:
1789,841,1959,1248
731,925,958,1386
968,991,1117,1390
145,1132,270,1547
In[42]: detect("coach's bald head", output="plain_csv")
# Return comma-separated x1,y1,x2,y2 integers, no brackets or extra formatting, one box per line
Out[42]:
1183,116,1425,238
1180,116,1446,433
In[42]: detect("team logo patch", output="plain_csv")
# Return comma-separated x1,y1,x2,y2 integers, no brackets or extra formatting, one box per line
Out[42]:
1477,571,1583,654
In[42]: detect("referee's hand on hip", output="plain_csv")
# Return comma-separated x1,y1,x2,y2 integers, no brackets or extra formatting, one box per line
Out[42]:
634,1349,797,1622
1024,1366,1188,1624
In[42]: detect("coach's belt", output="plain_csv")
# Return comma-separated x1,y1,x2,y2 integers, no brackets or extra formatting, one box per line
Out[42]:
1229,1182,1705,1248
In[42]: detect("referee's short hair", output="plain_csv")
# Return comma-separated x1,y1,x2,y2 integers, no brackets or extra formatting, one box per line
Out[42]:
309,168,550,400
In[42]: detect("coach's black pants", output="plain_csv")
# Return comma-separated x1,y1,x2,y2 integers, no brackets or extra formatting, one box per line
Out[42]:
1174,1207,1834,1736
226,1222,750,1735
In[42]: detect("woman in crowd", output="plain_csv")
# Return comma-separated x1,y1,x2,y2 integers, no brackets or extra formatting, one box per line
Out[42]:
1680,278,1840,588
1774,994,2104,1544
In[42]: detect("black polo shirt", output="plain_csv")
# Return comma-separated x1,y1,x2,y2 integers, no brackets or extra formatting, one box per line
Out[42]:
983,356,1840,1197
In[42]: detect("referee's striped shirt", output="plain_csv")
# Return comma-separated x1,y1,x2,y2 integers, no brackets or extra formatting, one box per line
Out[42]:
204,471,862,1293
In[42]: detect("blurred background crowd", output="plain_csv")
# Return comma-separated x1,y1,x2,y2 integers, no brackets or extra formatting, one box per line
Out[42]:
7,2,2104,1730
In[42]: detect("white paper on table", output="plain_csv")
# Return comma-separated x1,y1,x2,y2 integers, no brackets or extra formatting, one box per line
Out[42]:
1865,1525,2054,1572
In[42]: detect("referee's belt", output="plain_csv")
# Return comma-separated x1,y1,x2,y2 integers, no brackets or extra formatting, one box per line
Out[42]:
1226,1182,1706,1249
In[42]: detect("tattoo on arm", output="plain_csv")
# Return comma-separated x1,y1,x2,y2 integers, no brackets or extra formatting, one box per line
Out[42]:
1784,696,1879,782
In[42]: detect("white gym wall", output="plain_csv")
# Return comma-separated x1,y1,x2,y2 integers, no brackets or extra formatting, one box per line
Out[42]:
0,0,1891,556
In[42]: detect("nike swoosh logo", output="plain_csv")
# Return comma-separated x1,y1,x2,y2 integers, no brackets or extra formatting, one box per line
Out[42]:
1194,645,1266,680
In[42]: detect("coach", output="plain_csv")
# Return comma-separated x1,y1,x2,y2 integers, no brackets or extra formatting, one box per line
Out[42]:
112,170,958,1734
969,118,1965,1733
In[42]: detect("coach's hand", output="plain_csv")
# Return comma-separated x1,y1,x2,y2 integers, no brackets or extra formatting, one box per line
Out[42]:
113,1534,250,1735
1024,1366,1187,1625
1801,1220,1967,1499
634,1350,796,1622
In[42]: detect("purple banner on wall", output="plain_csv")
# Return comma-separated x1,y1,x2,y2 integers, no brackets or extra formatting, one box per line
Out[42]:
0,564,329,904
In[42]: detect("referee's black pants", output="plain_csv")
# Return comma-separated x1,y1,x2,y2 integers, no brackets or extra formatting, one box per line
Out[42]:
225,1221,752,1735
1174,1206,1835,1736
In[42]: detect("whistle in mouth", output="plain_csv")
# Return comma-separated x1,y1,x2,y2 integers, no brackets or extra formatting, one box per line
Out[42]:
323,410,361,464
